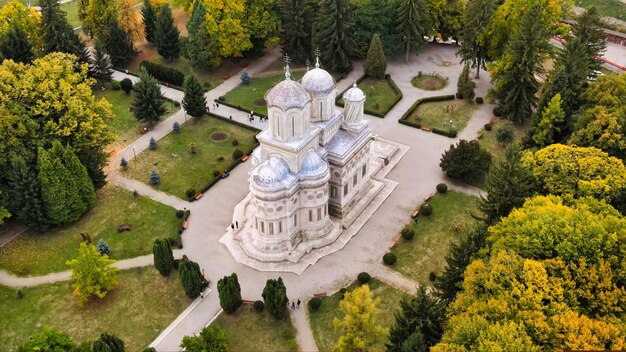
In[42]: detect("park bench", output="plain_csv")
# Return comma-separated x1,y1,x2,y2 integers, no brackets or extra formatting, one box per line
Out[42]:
194,193,203,200
314,292,327,297
411,210,420,219
242,155,249,161
422,126,432,132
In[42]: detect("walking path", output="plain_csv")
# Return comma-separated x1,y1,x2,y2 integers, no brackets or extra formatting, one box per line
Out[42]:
290,307,319,352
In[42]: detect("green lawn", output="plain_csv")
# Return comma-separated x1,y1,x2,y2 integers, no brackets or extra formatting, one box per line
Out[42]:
0,267,191,351
575,0,626,22
0,186,180,276
390,191,479,284
478,118,530,160
344,77,402,115
214,307,298,352
411,74,449,91
408,99,477,132
124,116,258,198
61,0,80,28
222,71,306,116
309,279,408,352
94,88,178,150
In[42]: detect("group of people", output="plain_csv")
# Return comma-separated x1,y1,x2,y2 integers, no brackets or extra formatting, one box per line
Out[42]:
290,299,301,309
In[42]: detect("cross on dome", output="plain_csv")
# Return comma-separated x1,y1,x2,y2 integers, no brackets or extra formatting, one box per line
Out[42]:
283,53,292,80
314,47,321,68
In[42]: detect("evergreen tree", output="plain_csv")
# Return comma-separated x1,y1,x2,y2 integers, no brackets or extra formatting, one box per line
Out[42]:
478,144,536,223
397,0,433,63
458,0,497,78
240,69,251,85
92,332,124,352
491,6,550,124
39,0,90,64
184,0,218,69
262,277,288,320
132,67,166,125
173,122,181,133
180,325,228,352
575,6,606,76
92,41,113,87
533,93,566,148
38,142,96,225
439,140,492,182
152,238,174,276
149,137,158,150
0,23,33,64
96,239,111,256
313,0,355,72
155,5,180,61
120,157,128,170
142,0,157,43
217,273,242,314
363,33,387,79
457,63,475,100
434,224,488,302
182,75,207,118
104,17,137,67
277,0,314,64
67,243,119,306
150,169,160,185
120,78,133,94
6,156,49,231
179,259,204,298
387,286,445,351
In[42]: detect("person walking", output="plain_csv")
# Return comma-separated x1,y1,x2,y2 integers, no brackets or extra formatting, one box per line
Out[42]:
231,223,235,230
291,301,295,309
297,299,301,309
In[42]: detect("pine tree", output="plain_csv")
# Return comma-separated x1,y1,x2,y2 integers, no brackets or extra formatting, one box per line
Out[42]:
0,23,33,64
149,137,158,150
457,64,475,100
92,41,113,87
434,224,488,302
152,238,174,276
179,259,204,298
132,68,166,125
533,93,566,148
96,239,111,256
478,145,536,223
277,0,314,64
334,285,388,351
458,0,497,78
387,285,445,351
104,17,137,67
142,0,157,43
184,0,219,69
40,0,91,64
575,6,606,76
363,34,387,79
173,122,181,133
262,277,288,320
240,69,251,85
182,75,208,118
439,140,492,182
6,156,49,231
120,78,133,94
313,0,355,72
397,0,433,63
92,332,124,352
150,169,160,185
120,157,128,170
217,273,242,314
155,5,180,61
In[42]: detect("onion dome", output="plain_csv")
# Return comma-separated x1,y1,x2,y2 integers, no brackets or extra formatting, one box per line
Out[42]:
255,157,290,185
300,150,328,177
265,64,310,111
301,57,335,96
257,164,279,184
343,83,366,102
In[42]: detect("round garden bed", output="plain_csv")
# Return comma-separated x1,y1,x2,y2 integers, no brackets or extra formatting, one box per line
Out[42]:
411,74,448,91
210,132,229,141
254,98,267,106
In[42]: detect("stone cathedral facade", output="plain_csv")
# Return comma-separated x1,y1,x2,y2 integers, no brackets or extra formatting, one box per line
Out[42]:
239,59,373,262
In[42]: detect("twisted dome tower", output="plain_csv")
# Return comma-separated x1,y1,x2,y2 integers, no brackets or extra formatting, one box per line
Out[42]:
301,57,337,122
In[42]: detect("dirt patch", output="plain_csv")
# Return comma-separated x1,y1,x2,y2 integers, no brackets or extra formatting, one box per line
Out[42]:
210,132,228,141
254,98,267,106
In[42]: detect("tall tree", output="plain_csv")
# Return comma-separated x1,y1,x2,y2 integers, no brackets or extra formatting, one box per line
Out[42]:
440,140,492,182
313,0,356,72
363,33,387,78
277,0,314,64
118,0,144,42
182,75,208,117
204,0,251,58
180,325,228,352
83,0,118,40
396,0,433,63
66,242,119,307
351,0,402,58
155,5,180,61
244,0,280,57
457,63,475,100
104,17,137,67
458,0,497,78
0,0,41,49
39,0,90,64
142,0,157,43
152,238,174,276
184,0,219,69
0,23,33,63
387,286,445,351
92,40,113,87
92,333,124,352
217,273,242,314
262,277,288,320
575,6,606,76
533,93,566,147
132,67,166,125
334,285,388,351
490,6,550,124
179,258,205,298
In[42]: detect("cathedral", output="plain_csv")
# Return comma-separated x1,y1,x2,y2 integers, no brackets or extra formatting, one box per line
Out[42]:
232,57,374,263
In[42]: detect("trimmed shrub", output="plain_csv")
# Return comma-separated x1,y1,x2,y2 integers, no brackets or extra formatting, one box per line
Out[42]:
185,188,196,199
173,121,181,133
111,80,121,90
420,203,433,216
455,92,463,99
339,288,348,299
217,273,242,314
308,297,322,312
401,227,415,240
150,170,160,185
253,300,264,312
232,149,243,160
120,158,128,170
436,183,448,193
493,107,502,117
496,126,514,145
213,170,221,177
120,78,133,94
429,272,437,282
476,97,484,104
96,239,111,256
139,60,185,86
232,139,239,146
16,289,24,299
357,272,371,284
240,69,251,85
484,123,492,131
383,252,397,265
176,209,185,218
149,137,158,150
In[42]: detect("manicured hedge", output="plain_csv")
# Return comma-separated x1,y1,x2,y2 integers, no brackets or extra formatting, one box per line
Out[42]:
335,74,402,118
398,95,457,137
214,98,268,119
140,60,185,86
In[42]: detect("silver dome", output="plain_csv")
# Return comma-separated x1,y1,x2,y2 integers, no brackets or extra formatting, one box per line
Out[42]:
343,83,366,102
257,164,279,184
300,150,328,177
268,156,290,179
265,71,310,111
302,66,335,96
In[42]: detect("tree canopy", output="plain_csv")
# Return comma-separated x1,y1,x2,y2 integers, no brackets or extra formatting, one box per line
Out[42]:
67,242,120,306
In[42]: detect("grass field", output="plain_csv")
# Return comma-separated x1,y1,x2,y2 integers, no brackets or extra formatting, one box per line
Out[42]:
309,279,408,352
214,307,298,352
478,118,530,160
344,77,402,115
124,116,258,198
0,267,191,351
390,191,479,284
408,99,477,132
411,74,449,91
575,0,626,22
61,0,80,28
0,186,180,276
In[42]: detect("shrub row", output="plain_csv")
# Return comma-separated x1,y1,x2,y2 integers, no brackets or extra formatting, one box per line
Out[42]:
215,97,268,119
334,74,402,118
140,60,185,86
398,94,458,137
178,209,191,234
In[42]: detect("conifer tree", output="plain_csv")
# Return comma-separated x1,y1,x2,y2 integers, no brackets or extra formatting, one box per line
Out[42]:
533,93,566,148
334,285,388,351
363,34,387,79
96,239,111,256
439,140,492,182
150,169,161,185
262,277,288,319
0,23,33,64
278,0,314,64
179,259,204,298
182,75,207,118
152,238,174,276
142,0,157,43
387,286,445,351
478,145,536,223
155,5,180,61
149,137,158,150
6,156,49,231
92,41,113,87
397,0,433,63
458,0,497,78
240,69,251,85
104,17,136,67
40,0,90,64
184,0,218,69
217,273,242,314
457,64,475,100
313,0,355,72
132,68,166,125
575,6,606,76
92,332,124,352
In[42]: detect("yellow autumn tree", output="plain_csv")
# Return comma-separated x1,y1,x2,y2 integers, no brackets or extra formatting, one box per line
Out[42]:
333,285,388,351
0,0,41,49
83,0,119,40
203,0,251,58
118,0,143,42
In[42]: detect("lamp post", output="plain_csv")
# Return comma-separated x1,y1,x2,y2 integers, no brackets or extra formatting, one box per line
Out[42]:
132,145,136,159
184,110,188,124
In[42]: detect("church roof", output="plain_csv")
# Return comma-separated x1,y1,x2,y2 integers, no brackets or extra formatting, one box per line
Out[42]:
265,65,310,111
343,83,366,102
299,150,328,178
301,58,335,96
